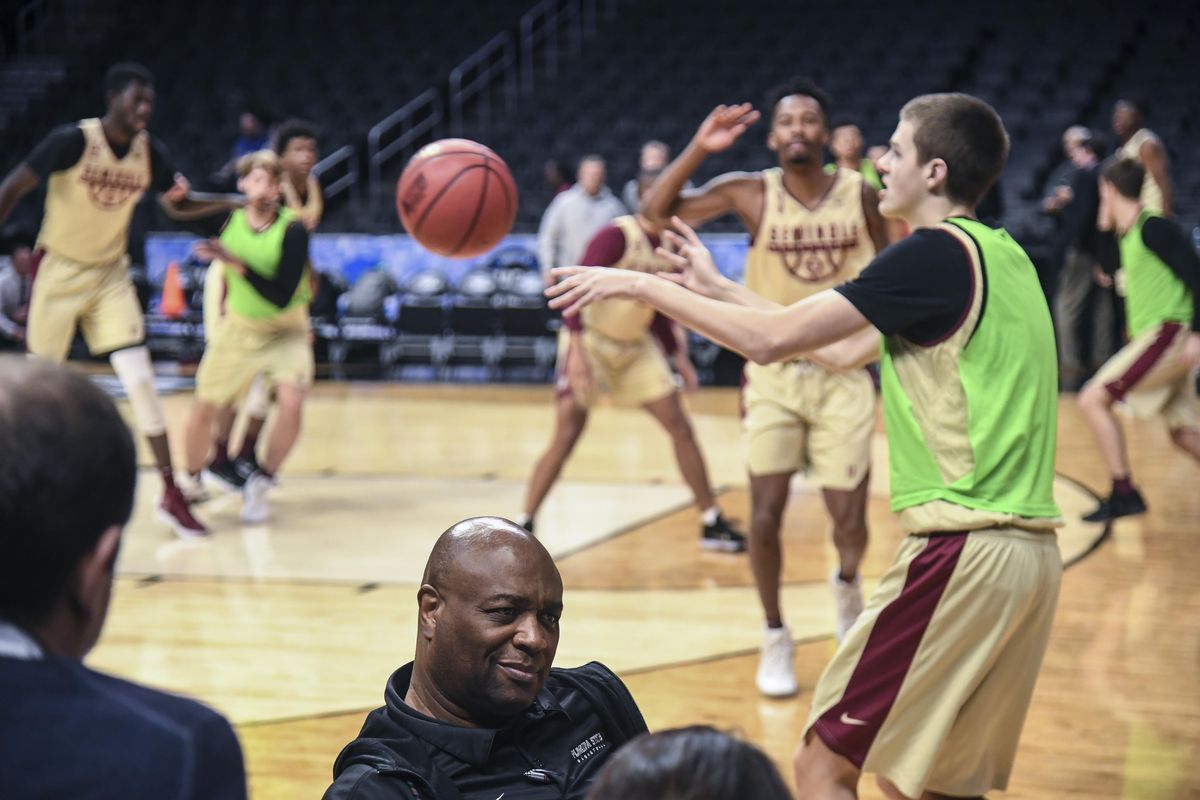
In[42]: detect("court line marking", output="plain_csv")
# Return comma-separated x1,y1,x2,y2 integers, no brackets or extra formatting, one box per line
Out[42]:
233,634,833,730
118,476,1110,588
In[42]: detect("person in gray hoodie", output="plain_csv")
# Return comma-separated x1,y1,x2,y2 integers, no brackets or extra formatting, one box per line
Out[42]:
537,155,626,286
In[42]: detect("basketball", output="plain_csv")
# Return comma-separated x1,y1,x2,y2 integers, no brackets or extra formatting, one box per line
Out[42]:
396,138,518,258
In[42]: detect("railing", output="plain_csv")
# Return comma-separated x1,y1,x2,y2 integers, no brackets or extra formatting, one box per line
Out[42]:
312,145,360,223
519,0,619,94
519,0,574,94
366,88,443,218
16,0,53,54
355,0,622,222
448,33,517,136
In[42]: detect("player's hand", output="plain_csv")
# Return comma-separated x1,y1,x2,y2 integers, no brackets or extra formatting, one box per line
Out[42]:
1092,266,1113,288
656,216,725,299
1180,332,1200,371
193,237,229,263
546,267,643,317
194,238,245,275
675,352,700,393
163,174,190,203
565,335,593,398
692,104,761,154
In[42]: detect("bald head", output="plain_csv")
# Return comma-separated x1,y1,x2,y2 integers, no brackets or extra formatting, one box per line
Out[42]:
422,516,556,590
409,517,564,727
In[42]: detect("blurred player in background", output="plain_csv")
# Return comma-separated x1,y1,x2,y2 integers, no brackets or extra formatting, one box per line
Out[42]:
1078,157,1200,522
520,172,747,551
182,151,313,525
641,78,888,697
203,121,323,492
0,61,238,538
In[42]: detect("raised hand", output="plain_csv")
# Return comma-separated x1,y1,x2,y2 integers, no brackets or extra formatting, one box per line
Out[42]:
692,104,761,154
655,216,726,299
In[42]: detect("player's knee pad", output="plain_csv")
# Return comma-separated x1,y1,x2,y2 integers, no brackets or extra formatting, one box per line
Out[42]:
109,345,166,437
242,374,272,418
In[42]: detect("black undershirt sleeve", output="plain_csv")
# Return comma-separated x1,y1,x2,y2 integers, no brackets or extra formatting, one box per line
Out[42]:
24,125,86,178
834,227,975,343
1141,216,1200,331
240,223,309,308
149,137,180,193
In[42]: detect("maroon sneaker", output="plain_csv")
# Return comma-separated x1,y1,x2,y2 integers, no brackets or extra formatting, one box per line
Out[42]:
156,483,209,538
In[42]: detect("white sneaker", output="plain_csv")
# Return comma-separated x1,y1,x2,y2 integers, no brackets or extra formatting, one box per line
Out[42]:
241,472,272,524
756,624,797,697
178,472,209,504
830,569,864,642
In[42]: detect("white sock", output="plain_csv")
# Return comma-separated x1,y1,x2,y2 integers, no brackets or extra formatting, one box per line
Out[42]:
701,506,720,526
515,513,532,527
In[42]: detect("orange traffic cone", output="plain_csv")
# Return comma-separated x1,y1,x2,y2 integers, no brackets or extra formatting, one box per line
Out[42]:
160,261,186,319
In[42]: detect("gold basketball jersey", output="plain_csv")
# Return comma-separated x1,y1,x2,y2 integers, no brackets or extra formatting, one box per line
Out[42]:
1120,129,1164,212
283,173,323,228
581,215,670,342
744,167,875,305
37,118,151,266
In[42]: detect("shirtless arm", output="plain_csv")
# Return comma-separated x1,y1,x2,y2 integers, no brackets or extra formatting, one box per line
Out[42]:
1139,138,1173,216
640,104,765,232
0,165,40,227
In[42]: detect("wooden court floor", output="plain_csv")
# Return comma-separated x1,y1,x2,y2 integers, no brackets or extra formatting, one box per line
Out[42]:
94,382,1200,799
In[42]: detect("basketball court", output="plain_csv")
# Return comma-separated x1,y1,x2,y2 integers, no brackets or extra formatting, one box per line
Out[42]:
87,383,1200,798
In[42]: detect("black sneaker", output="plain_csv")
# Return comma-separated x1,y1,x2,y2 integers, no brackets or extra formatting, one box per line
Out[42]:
233,453,261,483
701,514,748,553
1082,489,1147,522
521,518,534,534
204,458,246,492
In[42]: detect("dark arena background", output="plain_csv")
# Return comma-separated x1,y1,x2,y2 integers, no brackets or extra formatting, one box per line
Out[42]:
0,0,1198,797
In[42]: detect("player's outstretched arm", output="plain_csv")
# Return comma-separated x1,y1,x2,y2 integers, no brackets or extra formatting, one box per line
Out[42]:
656,217,778,310
805,326,881,371
160,176,245,221
0,165,40,227
641,104,762,230
547,266,870,366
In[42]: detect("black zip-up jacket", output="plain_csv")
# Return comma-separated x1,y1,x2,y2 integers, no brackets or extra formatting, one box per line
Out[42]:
323,661,648,800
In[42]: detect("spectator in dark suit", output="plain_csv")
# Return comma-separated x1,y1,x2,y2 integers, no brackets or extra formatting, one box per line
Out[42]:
1052,132,1114,389
0,357,247,800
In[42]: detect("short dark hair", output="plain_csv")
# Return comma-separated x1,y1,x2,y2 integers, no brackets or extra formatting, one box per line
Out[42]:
105,62,154,95
900,93,1010,207
0,358,137,626
764,77,832,124
585,726,791,800
830,114,860,132
1100,156,1145,200
1116,96,1149,120
274,119,319,155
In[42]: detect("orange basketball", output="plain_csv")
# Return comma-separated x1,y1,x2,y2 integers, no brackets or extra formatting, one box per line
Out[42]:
396,138,518,258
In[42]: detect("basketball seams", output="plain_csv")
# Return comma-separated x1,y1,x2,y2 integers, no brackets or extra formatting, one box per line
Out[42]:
397,139,517,257
451,162,491,256
411,164,489,235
